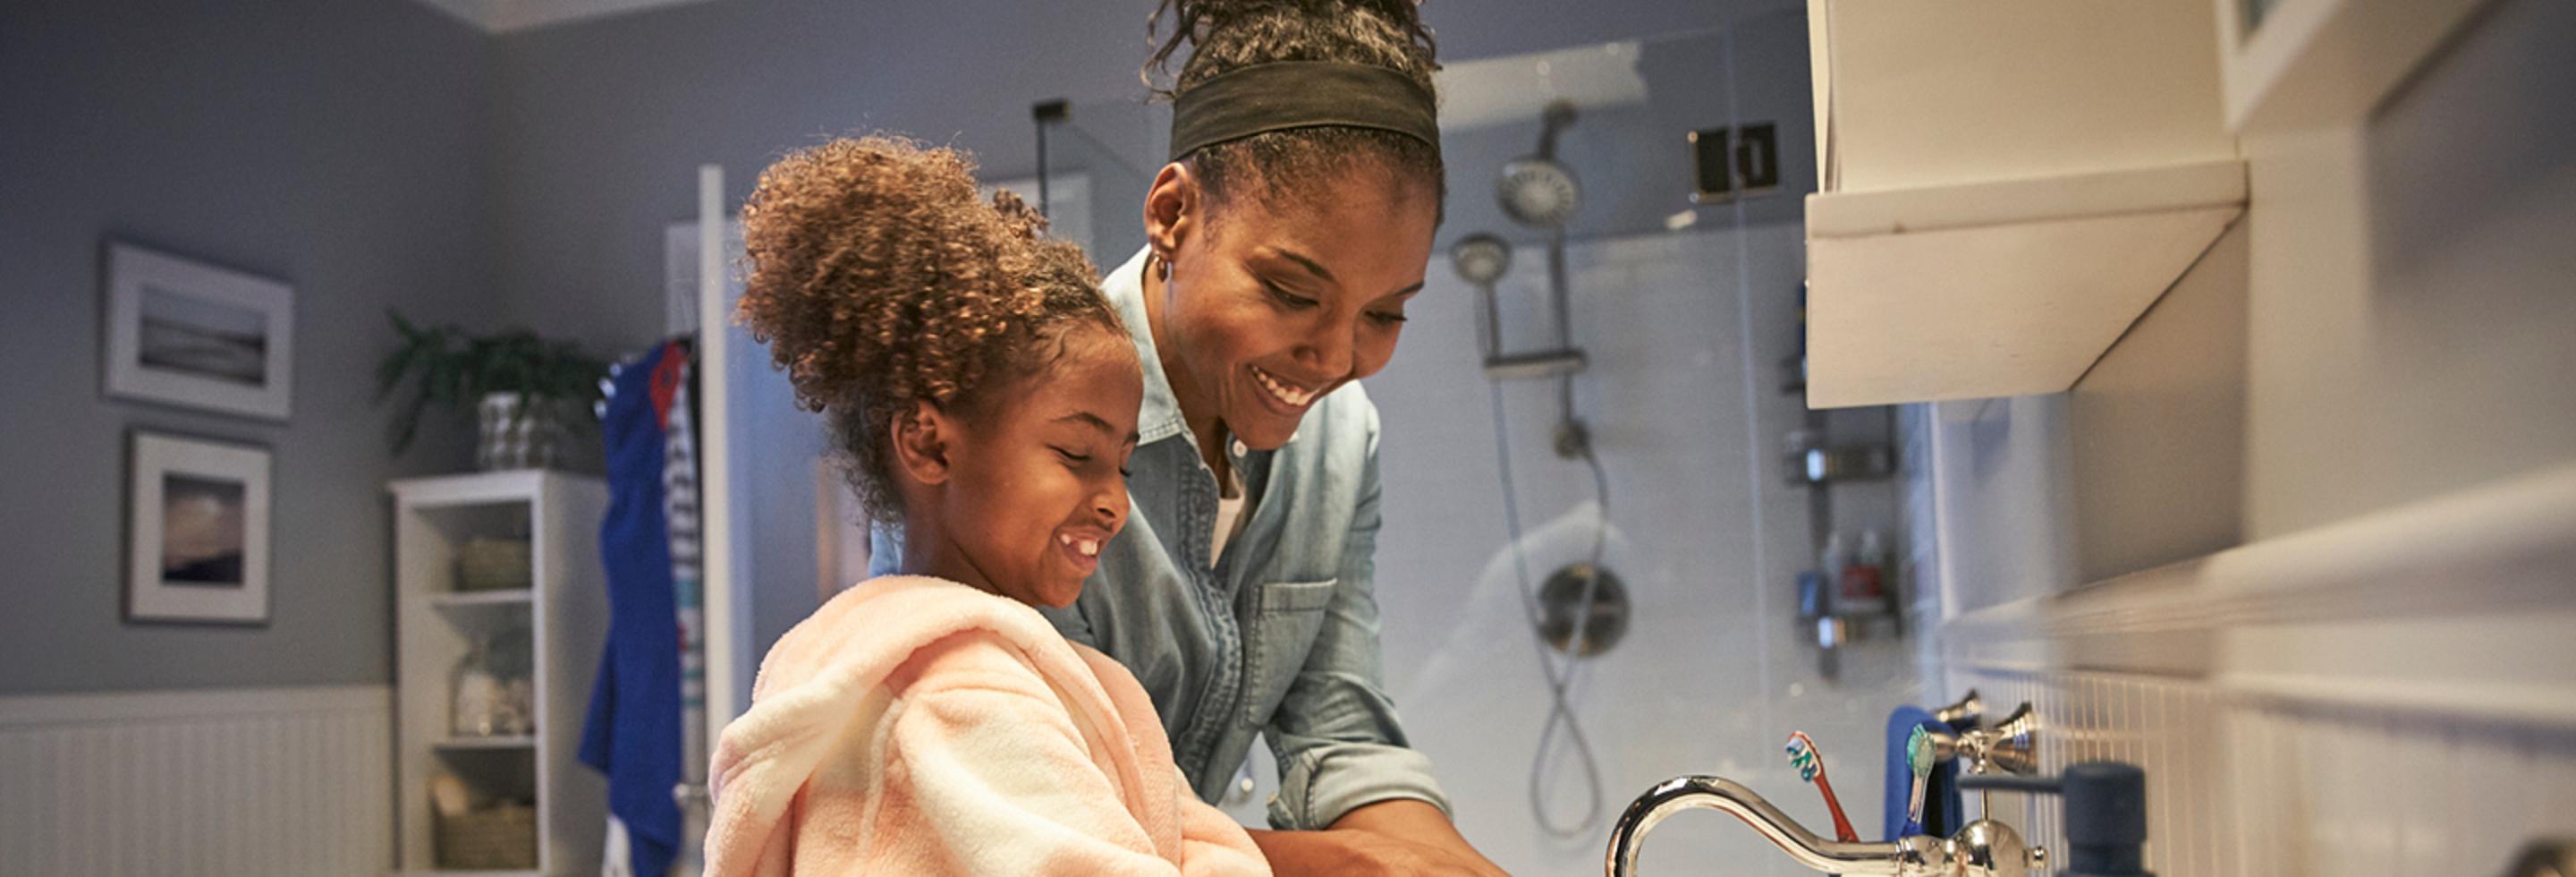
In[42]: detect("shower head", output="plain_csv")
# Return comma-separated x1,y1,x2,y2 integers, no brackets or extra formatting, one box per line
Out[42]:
1450,233,1513,286
1498,100,1581,229
1497,158,1580,229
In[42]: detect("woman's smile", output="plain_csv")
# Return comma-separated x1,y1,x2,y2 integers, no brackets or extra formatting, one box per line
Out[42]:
1250,363,1322,413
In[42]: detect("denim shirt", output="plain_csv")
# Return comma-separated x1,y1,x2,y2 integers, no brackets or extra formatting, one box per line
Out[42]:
874,247,1447,830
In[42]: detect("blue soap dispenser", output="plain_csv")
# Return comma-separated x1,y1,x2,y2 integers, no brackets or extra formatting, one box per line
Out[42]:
1960,762,2153,877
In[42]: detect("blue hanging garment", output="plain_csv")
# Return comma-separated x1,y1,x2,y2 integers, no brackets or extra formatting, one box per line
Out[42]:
580,340,691,877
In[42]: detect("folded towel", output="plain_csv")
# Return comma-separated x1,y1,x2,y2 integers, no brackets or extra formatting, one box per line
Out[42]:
705,575,1268,876
1883,706,1965,840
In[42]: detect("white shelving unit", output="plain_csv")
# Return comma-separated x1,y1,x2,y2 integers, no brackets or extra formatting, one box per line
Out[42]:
391,471,608,876
1801,0,2250,408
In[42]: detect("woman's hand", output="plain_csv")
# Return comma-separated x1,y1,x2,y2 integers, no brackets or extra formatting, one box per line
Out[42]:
1244,828,1506,876
1246,799,1509,875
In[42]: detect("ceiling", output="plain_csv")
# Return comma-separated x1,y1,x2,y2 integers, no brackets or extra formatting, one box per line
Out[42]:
405,0,728,34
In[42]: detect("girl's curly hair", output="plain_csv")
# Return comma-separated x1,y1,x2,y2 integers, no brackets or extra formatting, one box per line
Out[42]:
735,135,1122,524
1145,0,1445,214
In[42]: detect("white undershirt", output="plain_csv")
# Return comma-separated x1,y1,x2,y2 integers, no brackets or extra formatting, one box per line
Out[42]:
1210,445,1252,566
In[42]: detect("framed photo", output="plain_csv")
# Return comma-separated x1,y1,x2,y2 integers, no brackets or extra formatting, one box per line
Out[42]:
127,432,272,626
103,242,295,421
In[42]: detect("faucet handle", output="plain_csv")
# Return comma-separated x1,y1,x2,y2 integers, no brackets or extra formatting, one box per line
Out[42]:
1933,688,1984,730
1979,702,2039,775
1921,701,2040,777
1959,762,2149,877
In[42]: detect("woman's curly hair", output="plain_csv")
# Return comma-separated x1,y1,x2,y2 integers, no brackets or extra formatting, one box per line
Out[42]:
735,135,1121,524
1145,0,1445,214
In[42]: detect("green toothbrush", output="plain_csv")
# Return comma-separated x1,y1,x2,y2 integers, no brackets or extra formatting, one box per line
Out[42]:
1901,725,1936,836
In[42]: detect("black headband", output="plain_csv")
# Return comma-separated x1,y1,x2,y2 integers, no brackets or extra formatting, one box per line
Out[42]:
1168,61,1440,162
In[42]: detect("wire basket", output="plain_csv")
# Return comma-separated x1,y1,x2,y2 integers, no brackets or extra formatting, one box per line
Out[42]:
436,802,538,870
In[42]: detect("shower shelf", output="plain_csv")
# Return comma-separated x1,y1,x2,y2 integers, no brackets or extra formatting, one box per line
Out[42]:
1801,158,2246,408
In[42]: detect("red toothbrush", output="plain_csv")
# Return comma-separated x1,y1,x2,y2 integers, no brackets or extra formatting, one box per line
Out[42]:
1784,731,1860,842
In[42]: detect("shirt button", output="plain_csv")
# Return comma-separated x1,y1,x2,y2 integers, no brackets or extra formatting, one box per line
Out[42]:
1230,438,1248,457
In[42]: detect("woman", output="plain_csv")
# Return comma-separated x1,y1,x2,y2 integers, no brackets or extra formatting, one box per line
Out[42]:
879,0,1503,872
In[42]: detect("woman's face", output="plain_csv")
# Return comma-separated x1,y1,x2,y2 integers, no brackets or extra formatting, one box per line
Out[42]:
1150,168,1439,450
940,327,1143,608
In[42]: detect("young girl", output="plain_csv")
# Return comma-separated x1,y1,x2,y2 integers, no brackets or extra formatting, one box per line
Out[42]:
701,136,1268,877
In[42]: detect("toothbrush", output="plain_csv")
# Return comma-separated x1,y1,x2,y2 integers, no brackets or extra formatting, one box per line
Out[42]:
1784,731,1860,843
1900,725,1936,837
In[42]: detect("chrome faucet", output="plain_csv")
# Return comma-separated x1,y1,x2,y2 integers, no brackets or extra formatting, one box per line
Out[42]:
1610,701,2053,876
1603,775,2046,876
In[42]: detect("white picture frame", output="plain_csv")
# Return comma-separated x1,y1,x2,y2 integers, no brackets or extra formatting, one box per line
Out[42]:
127,432,272,626
103,242,295,421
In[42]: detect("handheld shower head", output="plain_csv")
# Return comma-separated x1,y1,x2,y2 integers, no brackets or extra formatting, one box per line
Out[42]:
1450,233,1513,286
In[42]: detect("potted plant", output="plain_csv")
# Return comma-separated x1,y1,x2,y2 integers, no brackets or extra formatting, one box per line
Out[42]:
375,310,608,471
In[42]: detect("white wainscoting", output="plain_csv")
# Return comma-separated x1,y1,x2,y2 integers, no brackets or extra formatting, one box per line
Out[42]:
1940,465,2576,876
0,685,394,877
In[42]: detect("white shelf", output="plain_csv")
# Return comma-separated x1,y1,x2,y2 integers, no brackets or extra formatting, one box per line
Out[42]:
388,468,556,509
391,472,607,874
429,590,534,609
1804,159,2247,408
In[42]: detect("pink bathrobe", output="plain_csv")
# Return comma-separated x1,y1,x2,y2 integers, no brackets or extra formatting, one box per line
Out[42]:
705,575,1270,876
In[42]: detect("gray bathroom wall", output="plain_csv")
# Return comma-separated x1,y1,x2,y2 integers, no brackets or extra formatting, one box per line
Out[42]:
484,0,1779,357
0,0,1791,696
0,0,497,694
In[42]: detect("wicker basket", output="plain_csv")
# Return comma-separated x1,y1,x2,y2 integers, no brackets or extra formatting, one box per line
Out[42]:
436,802,538,870
457,538,532,592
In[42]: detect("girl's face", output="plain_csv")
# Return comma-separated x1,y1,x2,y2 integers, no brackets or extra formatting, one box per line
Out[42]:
939,327,1143,608
1149,169,1438,450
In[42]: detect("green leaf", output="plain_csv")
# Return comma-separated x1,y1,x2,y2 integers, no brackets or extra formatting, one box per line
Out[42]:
390,382,428,454
371,308,609,453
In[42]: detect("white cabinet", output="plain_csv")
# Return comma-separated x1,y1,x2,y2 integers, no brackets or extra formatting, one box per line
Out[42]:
1802,0,2249,408
390,471,608,875
2215,0,2502,132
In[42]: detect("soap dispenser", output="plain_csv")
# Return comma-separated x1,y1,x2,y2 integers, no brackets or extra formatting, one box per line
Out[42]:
1960,762,2151,877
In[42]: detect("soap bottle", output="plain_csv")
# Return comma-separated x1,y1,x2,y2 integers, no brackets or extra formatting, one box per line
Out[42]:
1818,532,1851,615
1843,529,1888,612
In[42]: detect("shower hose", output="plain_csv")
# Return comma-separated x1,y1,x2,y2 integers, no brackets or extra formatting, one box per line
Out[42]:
1486,373,1613,839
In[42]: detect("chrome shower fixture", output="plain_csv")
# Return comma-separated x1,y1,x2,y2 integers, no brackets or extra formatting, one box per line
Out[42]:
1452,231,1586,383
1451,233,1513,287
1498,100,1583,229
1473,98,1589,390
1536,563,1630,657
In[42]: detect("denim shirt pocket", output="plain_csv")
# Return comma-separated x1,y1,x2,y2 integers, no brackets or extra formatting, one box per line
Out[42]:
1241,578,1338,727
